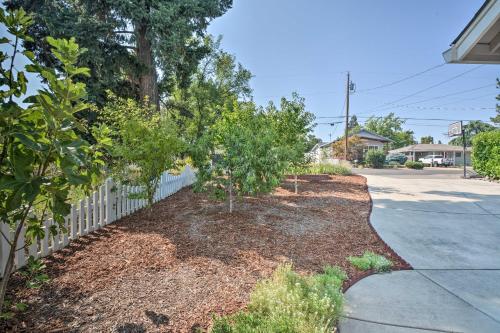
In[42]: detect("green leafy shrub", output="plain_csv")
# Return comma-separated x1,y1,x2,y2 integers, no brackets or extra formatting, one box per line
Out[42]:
348,251,393,272
0,8,110,314
365,150,386,168
405,161,424,170
472,131,500,179
193,100,288,212
211,264,346,333
298,163,352,176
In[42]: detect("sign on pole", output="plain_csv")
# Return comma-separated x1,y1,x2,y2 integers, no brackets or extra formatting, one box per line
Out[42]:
448,122,462,137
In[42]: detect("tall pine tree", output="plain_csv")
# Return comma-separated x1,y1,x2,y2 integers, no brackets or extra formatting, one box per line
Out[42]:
6,0,232,109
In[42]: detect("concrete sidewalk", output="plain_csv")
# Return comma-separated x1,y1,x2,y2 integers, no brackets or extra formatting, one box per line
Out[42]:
340,169,500,333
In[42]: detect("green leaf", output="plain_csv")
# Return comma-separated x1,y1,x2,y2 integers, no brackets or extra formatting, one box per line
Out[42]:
15,303,27,312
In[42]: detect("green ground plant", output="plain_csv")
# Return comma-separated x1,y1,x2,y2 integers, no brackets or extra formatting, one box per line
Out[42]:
298,164,352,176
405,161,424,170
348,251,393,272
211,264,346,333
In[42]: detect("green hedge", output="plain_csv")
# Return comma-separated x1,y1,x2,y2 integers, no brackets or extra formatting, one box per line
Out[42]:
365,150,386,168
405,161,424,170
472,130,500,179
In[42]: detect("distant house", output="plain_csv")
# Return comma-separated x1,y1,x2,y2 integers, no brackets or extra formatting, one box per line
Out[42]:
308,129,392,163
352,129,393,153
308,141,334,163
389,144,472,166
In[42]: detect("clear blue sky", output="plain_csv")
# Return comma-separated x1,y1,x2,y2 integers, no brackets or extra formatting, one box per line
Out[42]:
207,0,499,144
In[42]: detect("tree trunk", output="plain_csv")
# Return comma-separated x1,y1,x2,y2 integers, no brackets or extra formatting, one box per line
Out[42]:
0,221,24,315
294,174,298,194
136,23,159,110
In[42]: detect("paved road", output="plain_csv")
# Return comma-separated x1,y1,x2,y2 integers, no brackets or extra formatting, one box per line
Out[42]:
340,168,500,333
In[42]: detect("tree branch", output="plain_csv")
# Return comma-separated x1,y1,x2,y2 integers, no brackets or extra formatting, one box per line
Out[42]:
0,230,12,247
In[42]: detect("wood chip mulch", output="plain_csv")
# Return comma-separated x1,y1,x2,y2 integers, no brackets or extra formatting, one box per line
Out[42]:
2,174,410,333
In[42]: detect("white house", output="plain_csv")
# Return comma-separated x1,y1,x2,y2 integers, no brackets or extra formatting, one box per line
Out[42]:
443,0,500,64
308,129,392,163
389,144,472,166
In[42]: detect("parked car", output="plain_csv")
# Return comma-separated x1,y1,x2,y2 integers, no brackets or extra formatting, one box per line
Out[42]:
385,153,407,165
418,155,453,167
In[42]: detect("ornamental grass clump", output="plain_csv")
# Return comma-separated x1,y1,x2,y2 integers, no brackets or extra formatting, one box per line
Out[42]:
299,163,352,176
211,264,346,333
348,251,393,272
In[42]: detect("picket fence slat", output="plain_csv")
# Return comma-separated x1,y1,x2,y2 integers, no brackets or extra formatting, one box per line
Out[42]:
41,220,50,257
0,166,195,277
15,224,26,269
63,216,69,247
99,185,105,227
70,204,77,240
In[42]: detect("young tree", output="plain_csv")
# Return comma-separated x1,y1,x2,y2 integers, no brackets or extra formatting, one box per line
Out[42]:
348,115,360,131
0,9,109,314
332,136,364,161
6,0,233,108
169,36,252,145
420,136,434,144
364,113,415,148
268,93,315,193
99,95,184,212
193,100,287,213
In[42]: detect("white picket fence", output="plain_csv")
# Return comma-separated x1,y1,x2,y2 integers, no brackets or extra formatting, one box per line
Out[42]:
0,166,196,277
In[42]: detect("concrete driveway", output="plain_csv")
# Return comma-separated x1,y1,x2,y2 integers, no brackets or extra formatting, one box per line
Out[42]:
340,168,500,333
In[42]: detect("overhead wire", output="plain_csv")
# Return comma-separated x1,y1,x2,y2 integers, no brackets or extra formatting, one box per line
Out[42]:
356,63,446,93
357,65,484,115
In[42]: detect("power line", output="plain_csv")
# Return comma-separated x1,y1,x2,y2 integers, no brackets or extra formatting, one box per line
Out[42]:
357,63,446,93
359,65,484,115
363,83,494,113
317,115,495,122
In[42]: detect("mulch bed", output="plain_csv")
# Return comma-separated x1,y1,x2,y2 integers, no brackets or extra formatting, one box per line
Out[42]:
2,174,410,332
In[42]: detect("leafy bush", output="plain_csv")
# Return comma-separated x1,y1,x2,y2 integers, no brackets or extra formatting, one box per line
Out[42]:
405,161,424,170
193,101,288,212
0,9,110,314
211,264,346,333
365,150,386,168
472,131,500,179
298,163,352,176
348,251,393,272
99,94,184,210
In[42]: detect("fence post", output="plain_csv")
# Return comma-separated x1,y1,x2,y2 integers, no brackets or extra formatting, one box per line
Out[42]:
0,223,11,277
99,185,105,227
86,196,92,233
41,219,50,256
116,183,122,219
50,218,59,252
105,178,114,225
62,215,69,246
70,204,77,240
15,223,26,269
79,199,85,236
93,191,99,230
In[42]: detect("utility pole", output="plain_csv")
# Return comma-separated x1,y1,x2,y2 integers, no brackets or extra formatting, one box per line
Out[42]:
344,72,350,160
461,120,466,178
